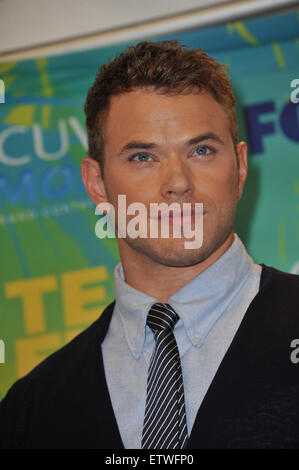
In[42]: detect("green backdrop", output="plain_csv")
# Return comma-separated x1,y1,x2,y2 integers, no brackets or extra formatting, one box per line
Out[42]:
0,9,298,398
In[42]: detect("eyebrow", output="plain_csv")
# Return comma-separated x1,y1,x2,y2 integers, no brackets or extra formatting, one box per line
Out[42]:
188,132,224,146
117,132,225,156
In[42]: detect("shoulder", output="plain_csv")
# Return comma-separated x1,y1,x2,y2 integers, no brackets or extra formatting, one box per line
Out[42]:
0,301,115,447
250,264,299,331
259,264,299,301
18,300,115,385
260,263,299,287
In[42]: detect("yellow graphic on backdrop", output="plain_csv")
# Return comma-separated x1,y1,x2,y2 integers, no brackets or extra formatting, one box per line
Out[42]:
62,266,108,327
227,21,261,45
4,266,109,378
5,276,58,334
5,105,35,127
36,57,53,129
272,42,286,69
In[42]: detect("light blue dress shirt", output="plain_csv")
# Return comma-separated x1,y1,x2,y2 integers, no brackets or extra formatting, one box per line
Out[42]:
101,233,262,449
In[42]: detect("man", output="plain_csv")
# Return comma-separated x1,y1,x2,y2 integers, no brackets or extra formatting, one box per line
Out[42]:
0,40,298,449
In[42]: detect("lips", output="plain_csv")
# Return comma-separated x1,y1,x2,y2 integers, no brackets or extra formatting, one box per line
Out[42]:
150,207,205,220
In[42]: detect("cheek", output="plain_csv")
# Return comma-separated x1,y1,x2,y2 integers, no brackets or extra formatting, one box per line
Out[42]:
218,167,239,213
104,163,129,195
202,162,238,210
220,165,238,193
104,165,155,208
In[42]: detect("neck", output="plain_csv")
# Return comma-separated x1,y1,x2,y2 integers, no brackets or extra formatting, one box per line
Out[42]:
118,232,235,302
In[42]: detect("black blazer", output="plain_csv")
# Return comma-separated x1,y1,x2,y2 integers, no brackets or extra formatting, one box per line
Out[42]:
0,264,299,449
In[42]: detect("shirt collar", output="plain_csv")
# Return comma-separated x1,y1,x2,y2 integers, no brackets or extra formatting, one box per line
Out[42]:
113,233,259,359
114,263,157,359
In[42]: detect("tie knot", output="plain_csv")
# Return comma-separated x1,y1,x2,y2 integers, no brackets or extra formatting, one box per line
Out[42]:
147,302,179,333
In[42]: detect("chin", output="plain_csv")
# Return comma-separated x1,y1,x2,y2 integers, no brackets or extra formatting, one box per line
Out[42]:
124,236,216,268
122,218,235,268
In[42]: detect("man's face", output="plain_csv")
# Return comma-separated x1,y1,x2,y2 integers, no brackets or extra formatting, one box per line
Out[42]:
86,87,247,267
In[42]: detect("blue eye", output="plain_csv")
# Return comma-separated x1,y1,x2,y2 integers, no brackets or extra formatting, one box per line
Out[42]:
131,153,152,162
194,146,211,157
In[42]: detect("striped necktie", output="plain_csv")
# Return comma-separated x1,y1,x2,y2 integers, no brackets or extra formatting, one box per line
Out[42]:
141,302,188,449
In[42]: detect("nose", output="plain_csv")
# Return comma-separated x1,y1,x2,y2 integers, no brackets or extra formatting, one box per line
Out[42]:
161,155,193,202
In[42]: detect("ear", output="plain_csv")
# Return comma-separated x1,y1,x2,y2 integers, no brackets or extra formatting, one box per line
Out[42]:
236,141,248,200
81,157,107,206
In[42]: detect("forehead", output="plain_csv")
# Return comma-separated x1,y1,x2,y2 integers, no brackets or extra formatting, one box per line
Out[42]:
104,88,231,146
